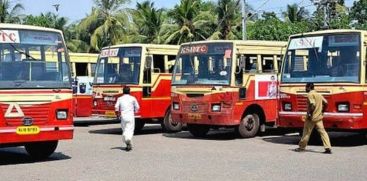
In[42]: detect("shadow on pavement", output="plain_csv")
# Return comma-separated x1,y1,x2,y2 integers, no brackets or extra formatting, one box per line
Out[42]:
74,119,120,127
263,132,367,147
0,147,71,166
164,128,237,141
164,127,294,141
88,125,163,136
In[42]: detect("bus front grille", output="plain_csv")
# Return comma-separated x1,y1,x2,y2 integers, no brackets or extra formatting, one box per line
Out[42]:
296,96,308,111
1,103,50,126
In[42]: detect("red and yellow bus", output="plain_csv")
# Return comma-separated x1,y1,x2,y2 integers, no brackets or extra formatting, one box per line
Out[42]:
69,53,98,117
171,40,286,138
0,24,73,159
278,29,367,131
92,44,180,132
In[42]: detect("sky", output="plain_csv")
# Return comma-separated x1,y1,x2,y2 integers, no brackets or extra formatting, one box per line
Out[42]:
17,0,357,23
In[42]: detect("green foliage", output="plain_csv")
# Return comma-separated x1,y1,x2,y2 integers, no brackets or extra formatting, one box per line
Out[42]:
0,0,23,23
248,12,311,41
5,0,367,53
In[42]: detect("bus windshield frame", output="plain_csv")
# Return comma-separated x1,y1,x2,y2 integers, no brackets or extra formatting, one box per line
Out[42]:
281,33,361,84
172,42,233,86
0,29,71,89
94,47,142,85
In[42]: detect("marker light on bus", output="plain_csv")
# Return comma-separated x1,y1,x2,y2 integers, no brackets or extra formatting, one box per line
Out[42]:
337,103,349,112
284,103,292,111
56,110,68,120
211,104,221,112
173,102,180,110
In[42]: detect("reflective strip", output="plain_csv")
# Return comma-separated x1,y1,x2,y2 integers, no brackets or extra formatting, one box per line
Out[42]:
0,126,74,133
0,129,16,133
279,111,363,117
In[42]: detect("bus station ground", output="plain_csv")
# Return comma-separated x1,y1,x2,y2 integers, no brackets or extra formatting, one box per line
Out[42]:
1,122,367,181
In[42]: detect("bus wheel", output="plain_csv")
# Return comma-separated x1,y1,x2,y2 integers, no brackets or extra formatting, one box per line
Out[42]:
237,113,260,138
25,141,58,160
163,110,182,133
134,119,145,133
187,124,209,138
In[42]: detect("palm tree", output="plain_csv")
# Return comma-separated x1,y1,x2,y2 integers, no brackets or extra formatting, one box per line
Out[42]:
283,4,309,23
0,0,24,23
131,1,164,44
78,0,130,51
162,0,216,44
209,0,241,40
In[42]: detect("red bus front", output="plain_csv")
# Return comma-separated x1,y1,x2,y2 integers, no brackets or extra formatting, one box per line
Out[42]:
0,25,73,159
278,31,367,131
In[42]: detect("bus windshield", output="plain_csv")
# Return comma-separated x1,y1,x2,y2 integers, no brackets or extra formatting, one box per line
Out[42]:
0,29,70,89
282,33,361,83
94,47,141,84
172,43,233,85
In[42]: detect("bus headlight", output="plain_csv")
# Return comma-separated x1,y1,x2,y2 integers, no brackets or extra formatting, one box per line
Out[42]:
93,100,98,107
56,110,68,120
337,103,349,112
173,102,180,110
284,103,292,111
211,104,221,112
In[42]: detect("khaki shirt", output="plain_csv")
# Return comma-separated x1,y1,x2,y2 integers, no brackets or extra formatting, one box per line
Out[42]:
307,90,327,122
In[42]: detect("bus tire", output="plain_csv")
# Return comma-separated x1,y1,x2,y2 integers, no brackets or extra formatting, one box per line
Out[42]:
237,113,260,138
134,119,145,133
187,124,209,138
25,141,58,160
163,110,182,133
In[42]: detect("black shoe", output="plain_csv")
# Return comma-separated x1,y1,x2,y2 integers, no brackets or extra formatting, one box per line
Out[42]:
293,148,305,152
323,148,332,154
126,140,132,151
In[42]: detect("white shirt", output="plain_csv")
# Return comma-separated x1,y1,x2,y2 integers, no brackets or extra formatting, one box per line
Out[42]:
114,94,140,117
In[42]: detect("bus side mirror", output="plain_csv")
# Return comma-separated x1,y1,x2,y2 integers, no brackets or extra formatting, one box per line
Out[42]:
239,87,246,99
72,80,78,94
145,56,152,69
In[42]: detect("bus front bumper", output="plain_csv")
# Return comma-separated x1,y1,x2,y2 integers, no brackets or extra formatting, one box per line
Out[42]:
278,111,366,129
0,125,73,145
171,111,237,126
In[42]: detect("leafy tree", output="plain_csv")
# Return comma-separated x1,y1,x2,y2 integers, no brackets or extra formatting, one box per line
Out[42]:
23,12,67,31
248,12,311,41
78,0,130,51
209,0,241,40
282,4,309,23
162,0,216,44
0,0,23,23
131,0,164,43
350,0,367,29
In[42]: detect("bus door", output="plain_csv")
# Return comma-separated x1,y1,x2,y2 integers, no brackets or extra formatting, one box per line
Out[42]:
142,55,153,116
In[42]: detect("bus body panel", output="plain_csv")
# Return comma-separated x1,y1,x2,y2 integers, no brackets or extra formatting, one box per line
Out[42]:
278,30,367,131
278,84,367,130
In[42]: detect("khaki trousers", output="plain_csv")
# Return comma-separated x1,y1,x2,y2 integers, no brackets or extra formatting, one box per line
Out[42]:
299,120,331,149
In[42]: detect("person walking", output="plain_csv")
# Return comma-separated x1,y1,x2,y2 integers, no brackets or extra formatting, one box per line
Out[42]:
294,83,332,154
115,86,140,151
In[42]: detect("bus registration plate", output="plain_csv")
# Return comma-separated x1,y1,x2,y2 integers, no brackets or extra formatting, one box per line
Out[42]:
188,113,202,120
16,126,40,135
105,111,116,117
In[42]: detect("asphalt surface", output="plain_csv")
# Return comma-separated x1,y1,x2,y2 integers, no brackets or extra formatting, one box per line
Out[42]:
1,122,367,181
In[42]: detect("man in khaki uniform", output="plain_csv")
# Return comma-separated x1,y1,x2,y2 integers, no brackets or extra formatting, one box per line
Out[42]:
294,83,332,154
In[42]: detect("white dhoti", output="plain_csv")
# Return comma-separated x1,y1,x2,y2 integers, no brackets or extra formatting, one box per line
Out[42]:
121,115,135,144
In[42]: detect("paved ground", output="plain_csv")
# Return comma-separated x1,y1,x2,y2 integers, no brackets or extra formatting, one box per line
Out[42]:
1,122,367,181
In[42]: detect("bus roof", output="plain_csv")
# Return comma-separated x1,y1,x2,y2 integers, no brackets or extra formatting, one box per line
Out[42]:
290,29,367,38
0,23,63,34
102,44,179,50
180,40,287,47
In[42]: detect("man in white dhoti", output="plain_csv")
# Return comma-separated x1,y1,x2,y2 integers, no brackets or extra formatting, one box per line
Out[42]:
115,86,140,151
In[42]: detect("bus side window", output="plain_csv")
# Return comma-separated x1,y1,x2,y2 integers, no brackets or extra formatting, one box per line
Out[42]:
262,56,275,73
153,54,165,73
143,56,152,84
235,55,244,85
168,55,176,73
244,55,257,73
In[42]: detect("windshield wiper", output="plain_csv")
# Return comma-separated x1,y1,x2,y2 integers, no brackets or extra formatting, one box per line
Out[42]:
9,43,37,61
